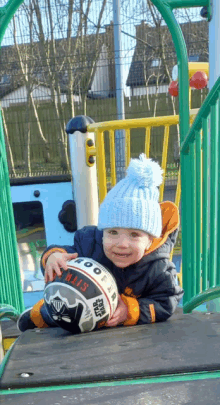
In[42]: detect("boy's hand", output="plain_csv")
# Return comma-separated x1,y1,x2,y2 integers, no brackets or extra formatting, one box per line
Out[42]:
45,252,78,283
105,295,128,327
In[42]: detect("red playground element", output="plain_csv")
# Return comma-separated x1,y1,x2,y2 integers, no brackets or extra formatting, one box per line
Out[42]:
168,81,179,97
190,71,208,90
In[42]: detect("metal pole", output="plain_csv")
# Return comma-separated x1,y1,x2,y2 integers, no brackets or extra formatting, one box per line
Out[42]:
66,116,99,229
206,0,220,313
209,0,220,90
68,129,99,228
113,0,126,181
0,0,25,314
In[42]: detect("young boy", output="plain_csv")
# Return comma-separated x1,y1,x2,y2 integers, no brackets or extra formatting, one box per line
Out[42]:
18,154,183,331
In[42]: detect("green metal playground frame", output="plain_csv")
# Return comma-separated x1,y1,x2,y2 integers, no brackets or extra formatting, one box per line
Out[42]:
0,0,219,317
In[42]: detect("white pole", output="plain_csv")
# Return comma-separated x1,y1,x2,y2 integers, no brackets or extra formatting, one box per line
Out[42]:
209,0,220,90
113,0,126,182
68,129,99,229
113,0,125,122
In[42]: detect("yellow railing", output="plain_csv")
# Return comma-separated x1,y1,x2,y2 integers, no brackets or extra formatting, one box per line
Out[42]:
87,112,196,205
87,111,198,288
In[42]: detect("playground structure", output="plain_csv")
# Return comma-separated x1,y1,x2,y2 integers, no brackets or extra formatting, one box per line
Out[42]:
1,0,220,403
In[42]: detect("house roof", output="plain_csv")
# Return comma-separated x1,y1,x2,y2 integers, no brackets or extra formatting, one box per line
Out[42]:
126,20,208,88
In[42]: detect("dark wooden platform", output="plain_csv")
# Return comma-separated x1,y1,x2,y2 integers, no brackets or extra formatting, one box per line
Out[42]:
1,320,21,339
1,309,220,403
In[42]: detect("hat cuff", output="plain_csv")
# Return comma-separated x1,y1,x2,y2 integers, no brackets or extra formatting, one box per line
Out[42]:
98,198,162,238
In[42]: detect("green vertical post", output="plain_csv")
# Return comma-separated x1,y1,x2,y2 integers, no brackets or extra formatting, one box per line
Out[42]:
195,131,202,294
217,100,220,286
190,142,196,298
209,102,218,287
0,0,25,313
202,118,209,291
181,77,220,311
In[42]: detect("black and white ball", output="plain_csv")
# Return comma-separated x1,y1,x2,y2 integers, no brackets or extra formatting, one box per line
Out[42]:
44,257,118,333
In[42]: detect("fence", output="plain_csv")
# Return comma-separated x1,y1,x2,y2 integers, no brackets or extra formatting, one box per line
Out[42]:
3,90,208,181
0,1,208,181
181,76,220,313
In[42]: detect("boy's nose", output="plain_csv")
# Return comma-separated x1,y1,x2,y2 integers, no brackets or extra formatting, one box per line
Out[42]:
117,236,130,248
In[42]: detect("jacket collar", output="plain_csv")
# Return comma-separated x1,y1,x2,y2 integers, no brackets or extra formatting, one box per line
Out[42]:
144,201,179,256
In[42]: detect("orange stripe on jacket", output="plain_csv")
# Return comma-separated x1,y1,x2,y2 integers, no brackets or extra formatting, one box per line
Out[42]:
30,299,48,328
41,248,67,268
149,303,156,323
121,294,140,326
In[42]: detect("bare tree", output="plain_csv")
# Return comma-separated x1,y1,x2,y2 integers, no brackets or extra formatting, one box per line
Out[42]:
12,14,51,175
1,0,109,173
1,108,16,177
31,0,108,169
79,0,107,115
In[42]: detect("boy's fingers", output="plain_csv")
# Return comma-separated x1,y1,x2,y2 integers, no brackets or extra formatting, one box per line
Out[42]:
69,252,78,257
106,314,119,326
58,253,78,269
45,266,53,283
111,308,120,318
106,318,118,327
64,253,78,261
57,259,68,271
45,264,61,282
53,262,63,276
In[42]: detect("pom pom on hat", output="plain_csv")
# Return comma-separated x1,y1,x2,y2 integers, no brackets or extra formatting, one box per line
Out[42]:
126,154,163,187
98,154,163,237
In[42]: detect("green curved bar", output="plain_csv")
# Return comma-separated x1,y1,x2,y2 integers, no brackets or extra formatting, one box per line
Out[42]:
0,0,25,314
183,286,220,313
166,0,208,8
150,0,190,139
181,76,220,153
150,0,190,317
0,0,25,44
0,304,20,322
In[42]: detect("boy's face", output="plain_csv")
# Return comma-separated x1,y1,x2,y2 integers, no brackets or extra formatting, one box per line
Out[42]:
103,228,153,268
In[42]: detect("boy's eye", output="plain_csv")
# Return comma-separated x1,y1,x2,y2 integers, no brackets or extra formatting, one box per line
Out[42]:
131,232,139,238
108,230,118,235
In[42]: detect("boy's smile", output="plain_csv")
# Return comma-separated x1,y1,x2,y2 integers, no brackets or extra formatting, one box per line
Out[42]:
103,228,153,268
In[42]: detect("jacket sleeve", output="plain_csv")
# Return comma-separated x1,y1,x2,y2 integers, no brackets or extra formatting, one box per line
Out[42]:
137,261,184,324
40,226,101,274
40,243,77,274
121,259,183,326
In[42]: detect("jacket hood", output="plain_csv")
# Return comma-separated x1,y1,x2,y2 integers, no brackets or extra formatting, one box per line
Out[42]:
143,201,179,262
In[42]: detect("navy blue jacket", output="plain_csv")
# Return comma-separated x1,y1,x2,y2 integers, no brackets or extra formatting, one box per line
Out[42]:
41,202,184,325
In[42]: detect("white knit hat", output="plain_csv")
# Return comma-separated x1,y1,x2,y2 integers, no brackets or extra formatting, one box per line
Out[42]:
98,154,163,237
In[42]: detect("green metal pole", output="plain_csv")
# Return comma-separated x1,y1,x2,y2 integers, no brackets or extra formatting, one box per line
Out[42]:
195,131,202,295
150,1,190,140
190,142,196,298
217,99,220,286
150,0,191,310
202,118,209,291
0,0,25,44
0,0,25,313
209,102,218,287
166,0,209,9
